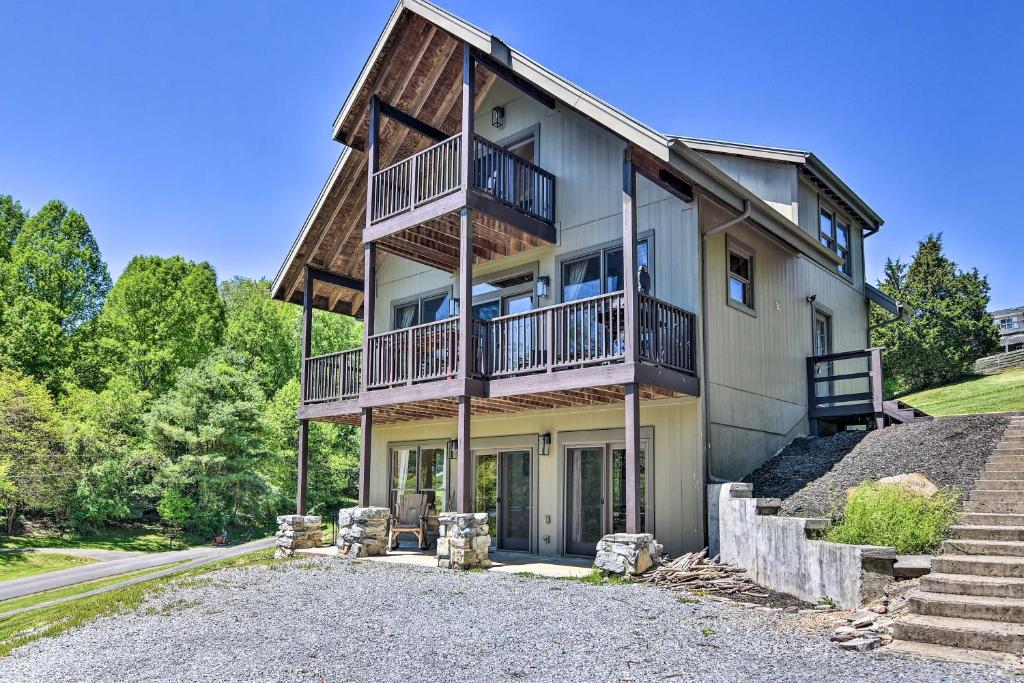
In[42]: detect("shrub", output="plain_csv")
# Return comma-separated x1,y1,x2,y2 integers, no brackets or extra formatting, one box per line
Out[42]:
824,482,959,554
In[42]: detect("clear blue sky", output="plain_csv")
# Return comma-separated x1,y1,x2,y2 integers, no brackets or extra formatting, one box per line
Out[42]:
2,1,1021,308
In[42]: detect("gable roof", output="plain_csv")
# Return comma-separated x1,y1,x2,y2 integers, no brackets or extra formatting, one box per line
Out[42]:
272,0,872,309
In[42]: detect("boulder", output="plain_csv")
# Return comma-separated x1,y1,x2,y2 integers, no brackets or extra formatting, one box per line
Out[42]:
593,533,663,576
845,473,939,499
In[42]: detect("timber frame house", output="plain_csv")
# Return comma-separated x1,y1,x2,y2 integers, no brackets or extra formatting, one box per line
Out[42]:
272,0,897,556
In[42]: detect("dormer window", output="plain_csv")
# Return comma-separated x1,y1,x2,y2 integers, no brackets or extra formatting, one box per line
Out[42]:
819,207,852,277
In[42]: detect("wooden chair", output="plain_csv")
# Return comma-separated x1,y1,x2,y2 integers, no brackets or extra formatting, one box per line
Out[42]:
390,493,431,550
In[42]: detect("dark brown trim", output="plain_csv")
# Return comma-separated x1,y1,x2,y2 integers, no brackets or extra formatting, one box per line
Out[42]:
297,419,309,515
465,189,557,243
305,265,364,293
378,100,448,143
624,382,641,533
470,47,557,110
359,408,372,506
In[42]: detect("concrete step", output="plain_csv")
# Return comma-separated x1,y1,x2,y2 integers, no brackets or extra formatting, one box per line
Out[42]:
993,447,1024,454
910,590,1024,624
943,539,1024,557
970,489,1024,502
982,468,1024,479
990,457,1024,468
964,500,1024,514
975,479,1024,490
933,554,1024,578
949,524,1024,542
959,512,1024,526
884,638,1024,667
893,614,1024,654
922,572,1024,599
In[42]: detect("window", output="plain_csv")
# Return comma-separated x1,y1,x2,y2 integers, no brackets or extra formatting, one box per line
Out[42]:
389,445,447,513
819,207,853,277
561,239,650,302
727,241,754,311
471,267,536,321
393,291,452,329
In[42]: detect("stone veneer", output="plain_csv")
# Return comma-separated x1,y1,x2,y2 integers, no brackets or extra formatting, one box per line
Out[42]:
337,506,390,559
436,512,492,570
275,515,322,559
594,533,663,576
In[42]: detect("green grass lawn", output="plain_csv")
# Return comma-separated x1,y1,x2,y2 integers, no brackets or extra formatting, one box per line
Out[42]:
0,548,279,658
900,367,1024,416
0,552,97,583
0,526,206,553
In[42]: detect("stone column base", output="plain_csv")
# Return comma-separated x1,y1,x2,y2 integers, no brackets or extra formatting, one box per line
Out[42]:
594,533,663,575
437,512,492,570
337,506,390,559
275,515,323,559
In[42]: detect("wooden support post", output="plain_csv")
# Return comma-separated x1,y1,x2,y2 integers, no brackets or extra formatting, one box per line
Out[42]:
622,148,639,364
359,408,372,507
624,382,641,534
296,267,313,514
458,207,473,379
366,95,380,228
806,356,819,437
460,43,475,191
358,240,377,506
457,395,472,513
870,347,885,430
297,419,309,515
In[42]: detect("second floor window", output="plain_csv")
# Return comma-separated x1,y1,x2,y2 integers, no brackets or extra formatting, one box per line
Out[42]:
727,241,754,311
393,292,451,329
819,208,852,277
561,239,650,303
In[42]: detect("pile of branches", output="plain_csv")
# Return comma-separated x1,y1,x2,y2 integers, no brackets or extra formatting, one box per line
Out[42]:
643,548,768,598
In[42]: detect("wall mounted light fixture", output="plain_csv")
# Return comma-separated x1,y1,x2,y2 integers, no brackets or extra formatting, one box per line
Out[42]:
538,433,551,456
491,106,505,128
535,275,551,299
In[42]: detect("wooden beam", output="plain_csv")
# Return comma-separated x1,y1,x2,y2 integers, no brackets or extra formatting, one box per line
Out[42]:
306,265,363,292
378,100,448,143
359,408,372,506
471,47,557,109
457,395,472,512
297,419,309,514
622,149,639,364
624,382,641,533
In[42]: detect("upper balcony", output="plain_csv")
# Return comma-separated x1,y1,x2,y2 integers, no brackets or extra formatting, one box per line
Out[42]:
365,131,557,272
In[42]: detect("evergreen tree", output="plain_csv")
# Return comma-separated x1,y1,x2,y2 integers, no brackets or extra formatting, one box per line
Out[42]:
872,233,1000,393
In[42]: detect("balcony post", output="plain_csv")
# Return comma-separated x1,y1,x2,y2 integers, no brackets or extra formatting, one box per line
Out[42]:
460,42,474,191
366,94,380,227
359,242,377,507
296,266,314,515
622,148,639,364
624,382,641,534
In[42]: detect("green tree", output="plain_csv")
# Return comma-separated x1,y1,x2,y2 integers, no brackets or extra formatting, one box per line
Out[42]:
220,277,298,396
96,255,226,394
0,369,73,533
872,233,1000,394
147,351,273,533
0,194,27,263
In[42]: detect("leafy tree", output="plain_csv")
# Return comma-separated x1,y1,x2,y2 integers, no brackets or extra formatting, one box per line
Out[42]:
308,308,363,358
147,351,273,533
872,233,1000,394
0,369,73,532
220,277,298,396
96,255,226,394
0,194,26,263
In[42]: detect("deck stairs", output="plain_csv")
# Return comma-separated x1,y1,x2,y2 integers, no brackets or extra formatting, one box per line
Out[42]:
890,415,1024,665
882,399,932,425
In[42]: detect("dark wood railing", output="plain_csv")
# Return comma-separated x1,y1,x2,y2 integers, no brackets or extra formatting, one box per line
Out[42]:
368,133,555,226
472,136,555,224
304,296,697,403
303,348,361,404
806,347,883,419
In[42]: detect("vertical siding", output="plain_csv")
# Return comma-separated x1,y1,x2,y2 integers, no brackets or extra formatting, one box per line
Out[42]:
702,153,798,223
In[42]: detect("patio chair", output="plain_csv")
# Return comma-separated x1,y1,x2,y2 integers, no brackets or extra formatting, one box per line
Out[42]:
389,492,431,550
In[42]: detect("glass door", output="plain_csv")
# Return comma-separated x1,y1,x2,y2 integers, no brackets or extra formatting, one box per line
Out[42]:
565,447,606,556
813,310,833,399
474,453,498,542
610,446,647,533
498,450,532,551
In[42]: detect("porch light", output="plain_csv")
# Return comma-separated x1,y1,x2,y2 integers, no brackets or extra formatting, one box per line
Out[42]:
535,275,550,300
491,106,505,129
538,433,551,456
447,439,458,459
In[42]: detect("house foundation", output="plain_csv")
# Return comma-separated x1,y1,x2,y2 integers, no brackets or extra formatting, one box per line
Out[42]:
437,512,492,570
275,515,322,559
337,506,390,558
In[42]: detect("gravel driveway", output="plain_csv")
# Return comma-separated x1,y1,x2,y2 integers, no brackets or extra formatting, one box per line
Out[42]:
0,557,1012,682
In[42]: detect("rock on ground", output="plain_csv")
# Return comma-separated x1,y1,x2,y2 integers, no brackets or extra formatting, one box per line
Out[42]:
745,414,1009,518
0,558,1014,682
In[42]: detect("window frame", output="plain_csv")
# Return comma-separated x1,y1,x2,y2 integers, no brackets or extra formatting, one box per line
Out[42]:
391,286,454,330
726,236,756,316
556,232,654,304
470,262,539,317
388,442,449,513
818,202,854,279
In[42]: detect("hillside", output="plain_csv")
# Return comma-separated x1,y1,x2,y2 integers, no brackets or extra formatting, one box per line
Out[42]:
901,367,1024,416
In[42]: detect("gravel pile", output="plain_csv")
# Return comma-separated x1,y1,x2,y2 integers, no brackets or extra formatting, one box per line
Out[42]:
746,414,1009,517
0,558,1013,681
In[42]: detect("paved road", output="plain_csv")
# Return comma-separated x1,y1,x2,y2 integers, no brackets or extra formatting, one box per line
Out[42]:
0,538,274,601
1,548,143,562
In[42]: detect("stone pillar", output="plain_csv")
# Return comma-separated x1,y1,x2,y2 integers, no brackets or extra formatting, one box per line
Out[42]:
275,515,322,559
594,533,663,576
337,506,390,559
437,512,492,570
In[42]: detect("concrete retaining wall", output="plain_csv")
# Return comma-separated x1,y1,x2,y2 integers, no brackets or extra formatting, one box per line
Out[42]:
709,483,895,609
974,349,1024,375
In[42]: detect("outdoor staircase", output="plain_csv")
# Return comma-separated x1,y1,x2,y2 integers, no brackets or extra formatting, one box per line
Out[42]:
882,399,932,425
890,415,1024,665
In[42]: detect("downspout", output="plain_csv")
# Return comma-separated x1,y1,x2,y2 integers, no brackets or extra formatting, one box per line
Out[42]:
697,198,751,542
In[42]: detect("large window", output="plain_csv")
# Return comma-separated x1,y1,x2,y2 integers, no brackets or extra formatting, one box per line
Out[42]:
561,239,650,302
389,445,447,513
471,268,536,321
819,207,852,277
727,240,754,312
393,291,452,329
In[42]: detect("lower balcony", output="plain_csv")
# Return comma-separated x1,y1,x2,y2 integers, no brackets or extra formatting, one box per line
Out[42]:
299,292,698,423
